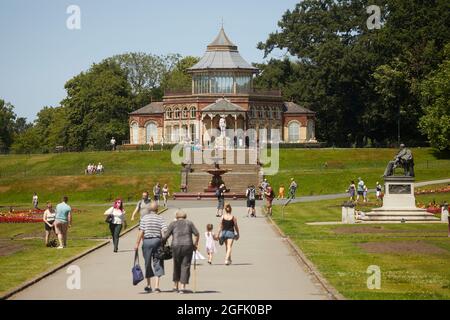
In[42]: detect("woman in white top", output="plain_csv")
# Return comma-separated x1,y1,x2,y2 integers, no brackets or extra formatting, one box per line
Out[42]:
43,202,56,246
104,199,126,252
162,184,170,207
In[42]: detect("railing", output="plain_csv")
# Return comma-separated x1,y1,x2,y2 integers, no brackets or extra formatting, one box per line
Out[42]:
163,88,282,97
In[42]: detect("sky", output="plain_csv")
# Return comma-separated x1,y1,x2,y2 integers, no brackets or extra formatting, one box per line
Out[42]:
0,0,299,122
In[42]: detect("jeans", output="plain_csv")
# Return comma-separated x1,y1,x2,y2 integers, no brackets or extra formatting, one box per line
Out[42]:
109,223,122,251
142,238,165,278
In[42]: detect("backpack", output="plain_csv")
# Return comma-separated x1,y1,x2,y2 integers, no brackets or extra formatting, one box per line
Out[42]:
248,188,256,201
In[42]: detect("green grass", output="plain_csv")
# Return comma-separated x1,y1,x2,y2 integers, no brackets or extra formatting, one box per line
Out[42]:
0,204,139,297
0,239,99,296
0,148,448,205
271,192,450,299
261,148,450,196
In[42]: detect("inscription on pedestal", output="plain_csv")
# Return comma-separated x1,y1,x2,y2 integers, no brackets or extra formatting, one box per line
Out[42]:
388,184,411,194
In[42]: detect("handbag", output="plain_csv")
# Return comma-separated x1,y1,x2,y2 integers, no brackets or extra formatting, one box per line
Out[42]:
105,208,114,223
218,232,225,246
132,250,144,285
155,245,172,260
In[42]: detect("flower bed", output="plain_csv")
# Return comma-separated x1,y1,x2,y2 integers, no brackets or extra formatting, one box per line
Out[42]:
0,208,79,223
415,186,450,195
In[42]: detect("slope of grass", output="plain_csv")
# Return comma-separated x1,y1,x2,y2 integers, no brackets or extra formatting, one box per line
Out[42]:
271,193,450,300
261,148,450,196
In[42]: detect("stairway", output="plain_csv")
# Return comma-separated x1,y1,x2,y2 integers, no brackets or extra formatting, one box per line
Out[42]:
181,148,262,194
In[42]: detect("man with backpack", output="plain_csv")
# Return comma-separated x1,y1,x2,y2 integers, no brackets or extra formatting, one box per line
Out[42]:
246,185,257,217
289,178,298,199
216,184,226,217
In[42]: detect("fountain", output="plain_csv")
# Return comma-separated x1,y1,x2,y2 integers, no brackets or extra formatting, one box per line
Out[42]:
203,160,232,192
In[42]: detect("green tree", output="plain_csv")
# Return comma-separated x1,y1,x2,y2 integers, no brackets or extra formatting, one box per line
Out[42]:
0,99,17,153
162,56,200,92
418,44,450,151
107,52,181,107
61,60,133,151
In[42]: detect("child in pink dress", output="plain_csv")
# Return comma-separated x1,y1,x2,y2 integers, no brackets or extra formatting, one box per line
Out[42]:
205,224,217,264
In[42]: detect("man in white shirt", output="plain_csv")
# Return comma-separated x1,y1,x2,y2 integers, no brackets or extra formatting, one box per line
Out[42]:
110,137,116,151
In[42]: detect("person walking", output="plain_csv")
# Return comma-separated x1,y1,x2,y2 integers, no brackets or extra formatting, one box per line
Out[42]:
376,182,382,202
260,179,269,200
288,178,298,199
217,204,240,265
54,196,72,249
278,185,285,199
356,177,365,202
43,202,56,247
347,180,356,201
162,210,200,294
245,184,256,217
162,184,170,207
32,192,39,209
134,202,167,293
264,185,275,216
153,183,161,205
216,184,226,217
363,185,369,203
131,191,152,221
110,137,116,151
148,137,154,151
104,199,126,253
205,224,216,264
441,201,449,237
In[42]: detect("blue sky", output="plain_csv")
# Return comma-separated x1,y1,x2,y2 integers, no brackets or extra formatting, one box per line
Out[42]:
0,0,298,121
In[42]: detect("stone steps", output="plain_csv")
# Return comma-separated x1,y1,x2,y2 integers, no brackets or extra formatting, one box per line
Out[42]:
361,209,440,221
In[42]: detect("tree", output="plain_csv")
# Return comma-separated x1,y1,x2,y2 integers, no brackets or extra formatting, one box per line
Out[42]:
107,52,181,107
61,60,133,151
0,99,17,153
161,56,200,92
418,44,450,151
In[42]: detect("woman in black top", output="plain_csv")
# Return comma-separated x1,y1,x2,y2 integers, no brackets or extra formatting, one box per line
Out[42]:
217,203,240,265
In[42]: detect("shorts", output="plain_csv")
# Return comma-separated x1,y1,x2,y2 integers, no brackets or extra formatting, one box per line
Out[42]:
247,199,255,208
54,220,68,235
217,198,224,209
221,230,236,240
357,191,364,196
44,222,55,232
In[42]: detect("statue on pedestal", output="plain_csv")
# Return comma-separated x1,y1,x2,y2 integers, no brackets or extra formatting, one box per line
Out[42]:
383,144,415,177
219,116,226,137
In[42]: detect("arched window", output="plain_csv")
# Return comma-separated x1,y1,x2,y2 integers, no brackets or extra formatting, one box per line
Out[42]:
166,108,172,119
307,119,315,141
288,121,300,142
174,108,180,119
190,107,196,119
145,122,158,143
131,122,139,144
182,107,189,119
258,107,263,118
249,106,255,118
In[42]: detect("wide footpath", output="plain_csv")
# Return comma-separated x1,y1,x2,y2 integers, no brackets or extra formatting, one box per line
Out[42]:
10,202,330,300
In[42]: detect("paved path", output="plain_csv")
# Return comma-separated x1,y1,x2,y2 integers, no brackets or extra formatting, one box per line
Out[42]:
10,205,329,300
74,178,450,208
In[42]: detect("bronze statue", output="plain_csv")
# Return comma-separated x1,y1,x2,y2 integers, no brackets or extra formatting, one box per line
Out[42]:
383,144,415,177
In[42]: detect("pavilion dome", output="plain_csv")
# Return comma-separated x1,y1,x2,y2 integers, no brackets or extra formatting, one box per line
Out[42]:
188,28,258,72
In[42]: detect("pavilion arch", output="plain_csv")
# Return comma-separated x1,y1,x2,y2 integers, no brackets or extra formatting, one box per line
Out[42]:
174,107,180,119
144,121,158,143
287,120,301,142
165,107,173,119
182,107,189,119
130,121,139,145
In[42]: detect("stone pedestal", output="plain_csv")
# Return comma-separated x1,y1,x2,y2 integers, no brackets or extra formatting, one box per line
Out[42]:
361,176,439,222
342,206,355,224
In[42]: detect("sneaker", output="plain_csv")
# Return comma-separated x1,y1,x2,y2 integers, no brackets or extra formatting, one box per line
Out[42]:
225,260,230,265
154,288,161,293
178,290,185,294
144,286,152,293
57,246,64,249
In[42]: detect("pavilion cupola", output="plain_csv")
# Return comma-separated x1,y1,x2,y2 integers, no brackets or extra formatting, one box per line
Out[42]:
188,27,258,95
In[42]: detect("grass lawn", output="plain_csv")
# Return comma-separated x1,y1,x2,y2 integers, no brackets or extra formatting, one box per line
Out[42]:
261,148,450,196
271,192,450,300
0,204,139,297
0,148,448,205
